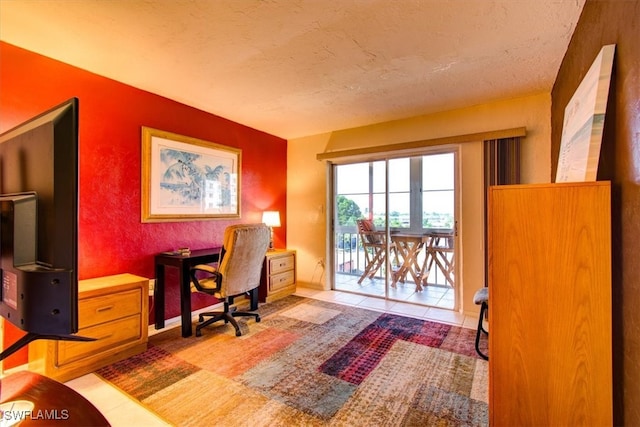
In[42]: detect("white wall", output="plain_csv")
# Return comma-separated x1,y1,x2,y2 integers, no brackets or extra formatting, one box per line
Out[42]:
287,93,552,315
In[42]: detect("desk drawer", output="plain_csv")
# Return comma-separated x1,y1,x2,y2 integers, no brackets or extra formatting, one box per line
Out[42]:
269,270,295,292
56,315,141,366
79,289,142,327
270,254,294,274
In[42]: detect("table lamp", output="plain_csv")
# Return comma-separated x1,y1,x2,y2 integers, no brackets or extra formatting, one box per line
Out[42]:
262,211,281,249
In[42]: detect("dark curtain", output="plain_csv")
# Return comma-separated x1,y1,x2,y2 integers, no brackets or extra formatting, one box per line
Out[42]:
483,137,521,284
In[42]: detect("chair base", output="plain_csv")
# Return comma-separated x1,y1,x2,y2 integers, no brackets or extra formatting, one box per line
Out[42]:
196,302,261,337
475,301,489,360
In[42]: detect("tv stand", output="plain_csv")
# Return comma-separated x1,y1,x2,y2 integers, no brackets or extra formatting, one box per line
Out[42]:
0,333,94,361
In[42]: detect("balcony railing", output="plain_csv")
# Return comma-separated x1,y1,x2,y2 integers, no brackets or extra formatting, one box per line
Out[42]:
334,230,453,287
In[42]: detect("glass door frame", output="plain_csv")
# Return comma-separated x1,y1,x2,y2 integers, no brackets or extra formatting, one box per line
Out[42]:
329,145,460,310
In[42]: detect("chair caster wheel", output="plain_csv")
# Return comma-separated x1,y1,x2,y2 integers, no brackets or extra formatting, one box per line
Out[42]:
256,315,261,322
235,330,242,337
196,330,202,337
198,315,204,322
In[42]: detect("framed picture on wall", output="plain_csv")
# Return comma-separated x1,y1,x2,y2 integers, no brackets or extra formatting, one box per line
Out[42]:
556,44,615,183
141,127,241,222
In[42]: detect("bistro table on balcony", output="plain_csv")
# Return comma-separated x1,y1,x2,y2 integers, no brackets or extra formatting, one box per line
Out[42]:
390,229,455,291
389,233,430,291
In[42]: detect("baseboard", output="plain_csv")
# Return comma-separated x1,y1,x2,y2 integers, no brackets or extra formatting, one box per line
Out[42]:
296,281,326,291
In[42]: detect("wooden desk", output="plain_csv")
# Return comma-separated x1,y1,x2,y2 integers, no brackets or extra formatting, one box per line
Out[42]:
155,248,220,337
0,370,109,426
154,247,260,337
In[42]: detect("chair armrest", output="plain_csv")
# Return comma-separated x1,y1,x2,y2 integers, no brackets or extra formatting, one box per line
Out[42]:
192,264,216,274
190,264,222,294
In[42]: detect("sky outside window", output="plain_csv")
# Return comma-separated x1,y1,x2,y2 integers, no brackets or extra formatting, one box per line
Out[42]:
336,152,454,230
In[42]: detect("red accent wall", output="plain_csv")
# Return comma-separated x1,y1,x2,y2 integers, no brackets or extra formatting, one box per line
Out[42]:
0,42,287,367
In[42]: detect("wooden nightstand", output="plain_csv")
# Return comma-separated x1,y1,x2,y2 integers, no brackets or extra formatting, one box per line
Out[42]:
259,249,296,303
29,273,148,382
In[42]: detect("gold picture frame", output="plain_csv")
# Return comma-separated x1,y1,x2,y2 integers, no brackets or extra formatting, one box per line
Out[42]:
141,127,241,222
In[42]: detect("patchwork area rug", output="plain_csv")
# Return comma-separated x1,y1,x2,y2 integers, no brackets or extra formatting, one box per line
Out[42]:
97,296,488,426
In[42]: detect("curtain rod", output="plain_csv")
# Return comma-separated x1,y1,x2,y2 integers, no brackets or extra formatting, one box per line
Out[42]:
316,126,526,162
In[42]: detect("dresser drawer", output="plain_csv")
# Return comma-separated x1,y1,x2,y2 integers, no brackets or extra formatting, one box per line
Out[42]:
269,270,295,292
29,273,149,383
269,254,294,274
79,288,142,328
56,315,142,366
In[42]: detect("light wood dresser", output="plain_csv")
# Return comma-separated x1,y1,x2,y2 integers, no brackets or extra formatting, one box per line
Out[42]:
259,249,296,303
29,273,148,382
488,182,611,426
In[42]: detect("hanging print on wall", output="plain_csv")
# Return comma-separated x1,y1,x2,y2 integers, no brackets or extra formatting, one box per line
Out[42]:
141,127,241,222
556,44,615,183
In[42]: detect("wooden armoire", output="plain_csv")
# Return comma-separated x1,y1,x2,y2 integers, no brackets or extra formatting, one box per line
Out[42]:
488,181,612,426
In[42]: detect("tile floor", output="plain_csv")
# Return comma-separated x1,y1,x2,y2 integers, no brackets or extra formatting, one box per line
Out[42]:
57,287,479,426
333,272,456,310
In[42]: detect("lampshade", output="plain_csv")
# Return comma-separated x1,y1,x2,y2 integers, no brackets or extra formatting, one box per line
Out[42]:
262,211,281,227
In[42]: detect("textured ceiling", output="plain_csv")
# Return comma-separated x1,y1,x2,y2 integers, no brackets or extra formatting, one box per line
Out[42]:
0,0,585,139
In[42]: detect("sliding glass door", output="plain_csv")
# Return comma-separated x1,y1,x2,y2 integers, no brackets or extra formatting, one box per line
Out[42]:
334,161,389,299
332,149,458,310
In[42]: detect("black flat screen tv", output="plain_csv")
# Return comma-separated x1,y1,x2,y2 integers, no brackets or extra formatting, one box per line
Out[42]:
0,97,88,360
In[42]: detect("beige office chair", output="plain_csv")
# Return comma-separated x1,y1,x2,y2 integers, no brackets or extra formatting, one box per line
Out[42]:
189,223,270,337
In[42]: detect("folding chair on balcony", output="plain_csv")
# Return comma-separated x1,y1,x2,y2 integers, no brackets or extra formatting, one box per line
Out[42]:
356,219,398,284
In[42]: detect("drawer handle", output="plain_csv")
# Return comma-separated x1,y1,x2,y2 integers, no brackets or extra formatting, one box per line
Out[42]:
96,305,114,313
